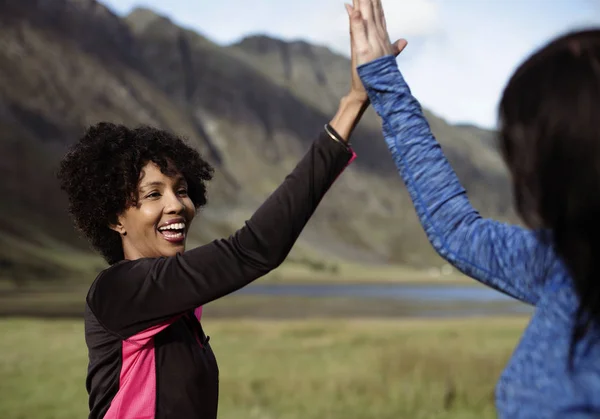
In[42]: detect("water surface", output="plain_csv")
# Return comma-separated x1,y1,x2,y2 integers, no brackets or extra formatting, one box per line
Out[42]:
232,283,534,318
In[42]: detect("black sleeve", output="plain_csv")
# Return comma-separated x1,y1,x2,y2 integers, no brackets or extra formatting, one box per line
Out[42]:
87,130,354,338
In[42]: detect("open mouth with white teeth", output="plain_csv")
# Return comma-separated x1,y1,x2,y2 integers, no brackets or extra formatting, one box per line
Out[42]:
158,222,186,243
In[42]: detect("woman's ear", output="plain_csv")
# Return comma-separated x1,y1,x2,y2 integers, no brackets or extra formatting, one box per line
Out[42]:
109,217,127,236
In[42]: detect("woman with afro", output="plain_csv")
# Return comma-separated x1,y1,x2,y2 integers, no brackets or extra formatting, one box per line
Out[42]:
57,20,405,418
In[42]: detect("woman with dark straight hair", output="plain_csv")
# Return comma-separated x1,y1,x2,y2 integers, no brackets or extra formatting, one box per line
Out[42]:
347,0,600,416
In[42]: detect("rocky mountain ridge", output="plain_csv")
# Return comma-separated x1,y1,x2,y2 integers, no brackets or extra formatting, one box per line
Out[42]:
0,0,515,284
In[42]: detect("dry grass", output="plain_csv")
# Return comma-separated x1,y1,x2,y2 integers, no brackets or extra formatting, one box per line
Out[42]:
0,317,527,419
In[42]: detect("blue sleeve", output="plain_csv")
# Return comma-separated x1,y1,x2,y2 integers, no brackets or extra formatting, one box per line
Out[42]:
358,55,555,305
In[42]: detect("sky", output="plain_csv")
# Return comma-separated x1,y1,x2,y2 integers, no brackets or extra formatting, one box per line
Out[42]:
102,0,600,129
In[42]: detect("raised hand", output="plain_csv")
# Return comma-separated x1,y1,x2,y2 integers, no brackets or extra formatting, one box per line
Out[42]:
328,0,406,141
346,0,407,66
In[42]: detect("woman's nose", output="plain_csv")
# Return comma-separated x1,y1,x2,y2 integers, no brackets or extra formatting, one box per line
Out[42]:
164,191,185,214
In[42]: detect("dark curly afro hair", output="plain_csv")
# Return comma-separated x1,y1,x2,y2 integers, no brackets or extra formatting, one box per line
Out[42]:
57,122,214,265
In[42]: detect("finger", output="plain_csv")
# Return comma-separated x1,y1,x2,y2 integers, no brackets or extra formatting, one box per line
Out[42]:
359,0,375,30
392,39,408,56
345,4,356,41
346,3,356,38
346,4,359,67
373,0,385,33
349,10,369,49
345,3,354,21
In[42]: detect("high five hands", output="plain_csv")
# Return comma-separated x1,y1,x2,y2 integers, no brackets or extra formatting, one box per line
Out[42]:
345,0,408,66
332,0,407,138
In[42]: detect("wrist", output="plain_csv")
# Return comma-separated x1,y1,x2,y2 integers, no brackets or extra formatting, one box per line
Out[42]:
328,93,369,143
344,91,370,109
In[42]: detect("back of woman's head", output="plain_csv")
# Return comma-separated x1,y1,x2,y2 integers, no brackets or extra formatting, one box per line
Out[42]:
499,28,600,348
57,122,213,265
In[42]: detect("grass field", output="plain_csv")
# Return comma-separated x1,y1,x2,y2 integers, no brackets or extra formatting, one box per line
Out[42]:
0,317,527,419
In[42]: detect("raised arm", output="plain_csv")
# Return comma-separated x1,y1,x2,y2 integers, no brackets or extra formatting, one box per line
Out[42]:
348,0,555,305
88,103,362,339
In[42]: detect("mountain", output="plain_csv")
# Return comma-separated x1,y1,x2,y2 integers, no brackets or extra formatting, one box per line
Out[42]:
0,0,516,286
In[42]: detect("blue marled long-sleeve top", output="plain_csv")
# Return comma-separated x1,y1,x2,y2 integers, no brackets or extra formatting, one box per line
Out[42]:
358,55,600,418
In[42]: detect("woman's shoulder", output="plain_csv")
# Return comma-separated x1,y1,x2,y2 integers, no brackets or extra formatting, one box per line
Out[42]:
539,260,575,299
97,257,165,278
87,258,161,300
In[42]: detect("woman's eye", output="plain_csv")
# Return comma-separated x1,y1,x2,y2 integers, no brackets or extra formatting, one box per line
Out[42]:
178,189,188,195
147,192,161,198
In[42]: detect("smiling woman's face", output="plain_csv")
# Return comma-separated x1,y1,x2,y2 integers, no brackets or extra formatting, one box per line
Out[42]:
111,161,196,261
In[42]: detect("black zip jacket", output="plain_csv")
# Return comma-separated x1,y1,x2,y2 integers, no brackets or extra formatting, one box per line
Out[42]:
84,130,355,419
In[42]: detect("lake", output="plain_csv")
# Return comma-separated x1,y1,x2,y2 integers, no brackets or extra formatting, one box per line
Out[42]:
231,283,534,318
